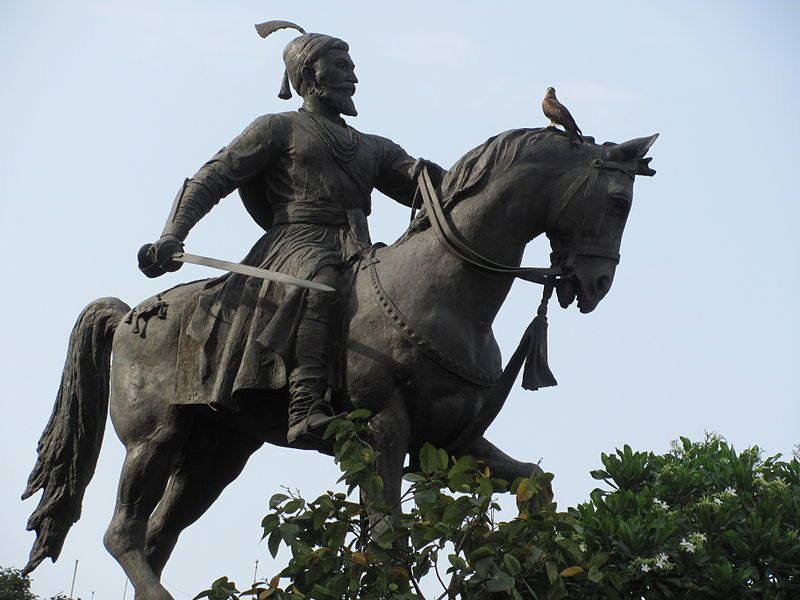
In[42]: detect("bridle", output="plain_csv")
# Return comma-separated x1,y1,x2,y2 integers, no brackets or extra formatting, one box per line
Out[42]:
545,157,636,269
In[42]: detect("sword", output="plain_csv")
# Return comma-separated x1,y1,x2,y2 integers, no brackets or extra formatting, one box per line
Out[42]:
171,252,336,293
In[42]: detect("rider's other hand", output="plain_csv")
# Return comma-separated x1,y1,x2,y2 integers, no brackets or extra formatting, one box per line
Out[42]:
412,158,445,189
411,158,430,179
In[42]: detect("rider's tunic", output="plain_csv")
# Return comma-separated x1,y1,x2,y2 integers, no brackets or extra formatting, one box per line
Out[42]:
173,111,419,409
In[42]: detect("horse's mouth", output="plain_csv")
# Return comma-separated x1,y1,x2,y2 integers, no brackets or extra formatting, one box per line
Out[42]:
556,278,596,314
556,278,577,309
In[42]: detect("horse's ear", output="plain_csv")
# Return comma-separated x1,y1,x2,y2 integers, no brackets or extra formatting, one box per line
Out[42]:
603,133,659,176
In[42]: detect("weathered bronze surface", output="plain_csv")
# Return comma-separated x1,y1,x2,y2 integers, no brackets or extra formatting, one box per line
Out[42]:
22,22,657,600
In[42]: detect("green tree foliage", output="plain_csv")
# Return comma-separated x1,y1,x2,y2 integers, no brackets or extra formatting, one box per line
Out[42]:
0,567,72,600
0,567,37,600
195,422,800,600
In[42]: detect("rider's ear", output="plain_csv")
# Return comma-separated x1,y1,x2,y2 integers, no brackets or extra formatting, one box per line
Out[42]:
301,65,318,88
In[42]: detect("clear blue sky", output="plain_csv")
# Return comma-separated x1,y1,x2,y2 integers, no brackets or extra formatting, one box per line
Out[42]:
1,2,798,598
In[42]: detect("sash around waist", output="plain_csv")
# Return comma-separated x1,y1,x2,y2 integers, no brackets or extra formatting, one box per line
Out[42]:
272,202,351,226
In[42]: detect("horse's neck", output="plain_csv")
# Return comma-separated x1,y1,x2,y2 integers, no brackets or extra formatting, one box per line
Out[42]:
440,185,548,319
451,187,546,268
381,182,548,344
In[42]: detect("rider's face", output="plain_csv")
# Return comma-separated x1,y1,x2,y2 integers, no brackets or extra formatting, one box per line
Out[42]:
308,49,359,117
314,49,358,91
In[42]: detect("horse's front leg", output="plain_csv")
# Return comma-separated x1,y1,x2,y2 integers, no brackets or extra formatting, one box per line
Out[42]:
458,436,554,508
363,393,411,530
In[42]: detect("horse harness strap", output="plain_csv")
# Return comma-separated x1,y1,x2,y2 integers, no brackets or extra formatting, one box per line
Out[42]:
364,257,502,386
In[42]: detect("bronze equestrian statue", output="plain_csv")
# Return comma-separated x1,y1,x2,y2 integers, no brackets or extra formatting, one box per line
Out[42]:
22,21,657,600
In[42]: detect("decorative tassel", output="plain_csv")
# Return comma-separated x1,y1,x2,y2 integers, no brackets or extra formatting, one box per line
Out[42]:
278,70,292,99
521,282,558,390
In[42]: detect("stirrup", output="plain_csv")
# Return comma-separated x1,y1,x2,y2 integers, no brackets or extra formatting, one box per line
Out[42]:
286,395,346,451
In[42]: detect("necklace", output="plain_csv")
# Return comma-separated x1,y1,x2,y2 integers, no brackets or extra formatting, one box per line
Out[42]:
299,108,360,163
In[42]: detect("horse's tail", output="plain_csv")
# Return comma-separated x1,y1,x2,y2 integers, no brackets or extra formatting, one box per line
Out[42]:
21,297,131,574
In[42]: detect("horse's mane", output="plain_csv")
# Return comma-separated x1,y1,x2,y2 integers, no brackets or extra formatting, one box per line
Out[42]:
400,127,577,240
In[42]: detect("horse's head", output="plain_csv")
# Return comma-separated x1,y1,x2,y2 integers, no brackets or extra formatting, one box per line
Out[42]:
544,133,658,313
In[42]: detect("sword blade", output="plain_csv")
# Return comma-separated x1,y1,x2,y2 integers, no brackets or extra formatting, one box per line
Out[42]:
172,252,336,293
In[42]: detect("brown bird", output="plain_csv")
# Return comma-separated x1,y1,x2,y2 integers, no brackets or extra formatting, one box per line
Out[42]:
542,87,583,145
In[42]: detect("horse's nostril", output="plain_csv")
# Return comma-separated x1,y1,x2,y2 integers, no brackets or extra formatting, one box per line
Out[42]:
597,275,611,295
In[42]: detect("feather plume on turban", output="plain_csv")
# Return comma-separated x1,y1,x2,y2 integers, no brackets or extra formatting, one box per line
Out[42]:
255,20,349,99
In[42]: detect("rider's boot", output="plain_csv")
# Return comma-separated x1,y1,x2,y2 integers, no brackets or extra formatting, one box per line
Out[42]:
286,286,344,449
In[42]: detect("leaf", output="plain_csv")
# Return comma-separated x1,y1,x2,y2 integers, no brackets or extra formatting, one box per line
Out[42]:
516,477,533,503
503,554,522,576
448,469,474,490
268,529,282,558
414,488,437,506
557,538,584,563
448,554,467,570
283,499,305,513
587,552,610,569
587,565,603,583
312,508,328,530
347,408,373,421
606,571,623,591
261,513,280,538
438,448,451,471
559,566,584,577
467,546,494,564
420,444,440,474
208,577,239,599
363,473,384,500
528,545,544,563
478,476,494,498
486,571,515,592
322,418,346,439
545,561,559,584
269,493,289,509
279,522,300,545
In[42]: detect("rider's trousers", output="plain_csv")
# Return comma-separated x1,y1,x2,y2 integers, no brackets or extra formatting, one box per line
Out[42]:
287,272,339,426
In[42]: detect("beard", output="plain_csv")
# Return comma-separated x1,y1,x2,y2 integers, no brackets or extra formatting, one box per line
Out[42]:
311,84,358,117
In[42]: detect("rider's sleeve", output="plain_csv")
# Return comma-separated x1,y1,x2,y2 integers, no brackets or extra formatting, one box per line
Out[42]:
161,114,284,240
373,137,446,208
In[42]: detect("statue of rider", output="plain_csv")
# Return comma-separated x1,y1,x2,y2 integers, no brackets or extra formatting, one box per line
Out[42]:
138,22,443,447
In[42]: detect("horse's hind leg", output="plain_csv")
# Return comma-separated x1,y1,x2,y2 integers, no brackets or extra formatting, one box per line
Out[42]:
144,424,264,576
103,411,190,600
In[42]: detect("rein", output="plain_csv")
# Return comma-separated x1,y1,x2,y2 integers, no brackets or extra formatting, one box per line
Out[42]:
412,161,634,454
417,169,562,285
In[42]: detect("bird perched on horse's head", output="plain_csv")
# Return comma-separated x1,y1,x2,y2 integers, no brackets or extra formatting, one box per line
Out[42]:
542,87,583,146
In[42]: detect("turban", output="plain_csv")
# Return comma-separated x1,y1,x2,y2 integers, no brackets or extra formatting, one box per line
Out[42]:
255,20,349,100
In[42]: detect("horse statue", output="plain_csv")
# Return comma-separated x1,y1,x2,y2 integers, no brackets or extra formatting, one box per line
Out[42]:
22,127,657,600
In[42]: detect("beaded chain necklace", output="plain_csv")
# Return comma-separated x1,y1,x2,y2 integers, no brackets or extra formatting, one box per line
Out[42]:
299,107,360,163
